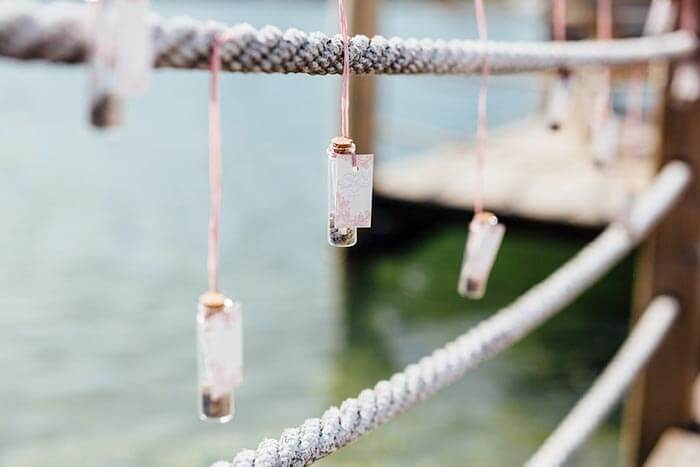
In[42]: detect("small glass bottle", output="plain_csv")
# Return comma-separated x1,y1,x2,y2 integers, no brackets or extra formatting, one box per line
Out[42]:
86,0,123,128
327,137,357,247
458,212,505,299
642,0,676,37
671,62,700,106
546,69,571,131
197,291,243,423
591,116,620,168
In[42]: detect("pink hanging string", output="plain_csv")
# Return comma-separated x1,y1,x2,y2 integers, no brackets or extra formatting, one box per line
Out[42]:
474,0,489,215
207,35,225,293
337,0,350,140
681,0,698,32
596,0,613,40
552,0,566,42
595,0,613,124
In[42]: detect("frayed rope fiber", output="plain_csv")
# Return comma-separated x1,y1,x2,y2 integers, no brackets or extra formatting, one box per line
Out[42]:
0,2,696,75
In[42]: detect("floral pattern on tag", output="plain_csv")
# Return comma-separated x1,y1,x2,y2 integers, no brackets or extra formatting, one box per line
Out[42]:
334,153,374,229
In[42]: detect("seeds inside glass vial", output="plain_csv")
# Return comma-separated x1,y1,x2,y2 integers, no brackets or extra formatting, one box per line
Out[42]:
328,212,357,247
327,136,358,247
200,385,233,420
90,93,123,128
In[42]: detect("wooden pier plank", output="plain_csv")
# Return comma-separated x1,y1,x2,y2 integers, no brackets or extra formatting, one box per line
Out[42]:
374,117,656,226
624,0,700,457
693,375,700,424
643,429,700,467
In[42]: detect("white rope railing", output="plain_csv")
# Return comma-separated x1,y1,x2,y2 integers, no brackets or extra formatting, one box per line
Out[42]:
214,161,690,467
2,4,692,466
0,2,696,75
525,296,678,467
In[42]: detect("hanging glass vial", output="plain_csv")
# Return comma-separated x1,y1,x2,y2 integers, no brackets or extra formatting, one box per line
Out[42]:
546,69,571,131
547,0,570,131
87,0,122,128
671,0,698,105
643,0,677,36
458,212,505,299
197,291,243,423
327,137,358,248
671,62,700,106
591,115,620,168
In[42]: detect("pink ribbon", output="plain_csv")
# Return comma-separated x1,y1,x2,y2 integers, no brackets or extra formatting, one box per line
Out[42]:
337,0,358,168
595,0,613,124
552,0,566,42
208,35,225,293
474,0,490,215
338,0,350,140
681,0,698,32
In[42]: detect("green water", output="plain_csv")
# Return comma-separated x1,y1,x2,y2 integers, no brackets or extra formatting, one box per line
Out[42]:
332,222,634,466
0,1,635,466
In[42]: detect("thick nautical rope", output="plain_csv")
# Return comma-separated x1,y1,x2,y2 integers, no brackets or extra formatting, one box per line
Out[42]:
213,162,690,467
525,296,678,467
0,2,697,75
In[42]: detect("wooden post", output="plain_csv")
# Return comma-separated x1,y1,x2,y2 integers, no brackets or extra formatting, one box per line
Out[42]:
348,0,380,153
624,2,700,463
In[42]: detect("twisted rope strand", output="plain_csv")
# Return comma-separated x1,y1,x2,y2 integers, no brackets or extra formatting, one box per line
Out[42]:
0,2,696,75
525,296,679,467
217,161,690,467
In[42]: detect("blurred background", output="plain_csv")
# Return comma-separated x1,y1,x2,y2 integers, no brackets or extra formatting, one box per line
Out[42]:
0,0,656,466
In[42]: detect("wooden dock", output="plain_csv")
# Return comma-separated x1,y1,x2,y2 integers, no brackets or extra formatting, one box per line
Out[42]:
351,2,700,465
643,430,700,466
374,116,658,227
639,377,700,466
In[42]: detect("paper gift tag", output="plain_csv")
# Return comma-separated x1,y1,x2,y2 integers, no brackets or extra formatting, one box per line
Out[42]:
333,153,374,229
114,0,153,96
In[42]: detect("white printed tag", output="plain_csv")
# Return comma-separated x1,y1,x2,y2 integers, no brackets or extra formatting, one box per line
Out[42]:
114,0,153,96
333,153,374,229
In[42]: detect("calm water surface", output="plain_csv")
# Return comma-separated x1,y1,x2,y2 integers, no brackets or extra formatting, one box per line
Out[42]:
0,1,632,466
